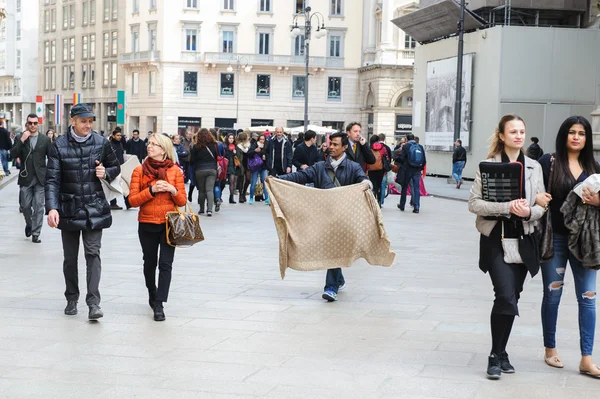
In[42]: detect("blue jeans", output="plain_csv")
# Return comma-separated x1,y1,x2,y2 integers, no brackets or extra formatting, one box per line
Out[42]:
400,171,421,210
541,232,597,356
380,174,387,206
250,169,269,200
0,149,8,174
214,181,222,201
452,161,465,183
325,268,345,294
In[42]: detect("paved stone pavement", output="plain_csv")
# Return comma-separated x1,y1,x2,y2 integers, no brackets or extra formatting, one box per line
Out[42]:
0,178,599,399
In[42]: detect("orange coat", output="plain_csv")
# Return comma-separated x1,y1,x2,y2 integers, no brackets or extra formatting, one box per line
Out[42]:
128,164,187,224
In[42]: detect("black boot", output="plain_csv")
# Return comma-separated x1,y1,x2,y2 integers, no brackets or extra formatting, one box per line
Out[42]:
499,352,515,373
229,195,236,204
153,302,165,322
187,186,194,202
487,353,502,380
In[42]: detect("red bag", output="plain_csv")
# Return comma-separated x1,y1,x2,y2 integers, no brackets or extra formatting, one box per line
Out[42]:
217,155,229,181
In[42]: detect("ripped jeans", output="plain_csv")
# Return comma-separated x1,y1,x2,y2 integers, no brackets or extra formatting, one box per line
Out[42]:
541,232,597,356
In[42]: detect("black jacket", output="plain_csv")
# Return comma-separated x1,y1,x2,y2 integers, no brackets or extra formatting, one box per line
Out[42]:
125,138,147,162
526,143,544,160
266,137,293,171
278,156,368,189
346,140,376,171
110,138,125,165
292,142,320,169
45,130,121,231
10,133,52,187
0,127,10,150
452,146,467,164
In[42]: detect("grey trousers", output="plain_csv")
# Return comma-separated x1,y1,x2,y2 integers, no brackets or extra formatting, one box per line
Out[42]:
61,229,103,306
20,177,45,237
195,169,217,212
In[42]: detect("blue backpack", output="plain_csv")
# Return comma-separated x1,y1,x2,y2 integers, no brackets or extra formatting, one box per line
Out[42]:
407,142,424,168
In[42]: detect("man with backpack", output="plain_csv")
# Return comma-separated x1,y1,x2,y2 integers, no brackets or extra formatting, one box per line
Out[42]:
396,133,426,213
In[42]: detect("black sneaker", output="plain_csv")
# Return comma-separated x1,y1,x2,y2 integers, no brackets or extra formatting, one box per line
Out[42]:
88,304,104,320
397,204,404,211
487,353,502,380
499,352,515,373
153,303,166,322
64,300,78,316
413,209,419,214
215,201,221,212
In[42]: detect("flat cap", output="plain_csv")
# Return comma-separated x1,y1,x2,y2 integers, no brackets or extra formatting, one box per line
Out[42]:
70,103,95,118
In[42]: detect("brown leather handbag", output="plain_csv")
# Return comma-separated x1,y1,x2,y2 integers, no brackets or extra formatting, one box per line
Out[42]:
165,205,204,248
540,156,554,261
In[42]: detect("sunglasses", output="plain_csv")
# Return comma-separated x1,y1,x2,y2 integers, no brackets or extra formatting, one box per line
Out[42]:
26,121,39,126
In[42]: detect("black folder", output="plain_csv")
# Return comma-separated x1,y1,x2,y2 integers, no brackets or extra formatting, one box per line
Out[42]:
479,162,523,203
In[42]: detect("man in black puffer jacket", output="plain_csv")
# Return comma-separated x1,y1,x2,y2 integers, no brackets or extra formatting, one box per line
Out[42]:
45,104,120,320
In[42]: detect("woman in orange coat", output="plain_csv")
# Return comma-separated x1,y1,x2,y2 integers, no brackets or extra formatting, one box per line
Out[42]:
128,132,187,321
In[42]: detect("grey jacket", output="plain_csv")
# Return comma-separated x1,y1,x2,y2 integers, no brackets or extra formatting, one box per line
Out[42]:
561,190,600,269
468,153,546,236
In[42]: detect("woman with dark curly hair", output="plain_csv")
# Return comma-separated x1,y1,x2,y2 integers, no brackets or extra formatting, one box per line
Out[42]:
190,128,218,216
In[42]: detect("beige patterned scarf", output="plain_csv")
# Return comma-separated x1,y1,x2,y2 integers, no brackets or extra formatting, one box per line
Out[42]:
265,178,396,279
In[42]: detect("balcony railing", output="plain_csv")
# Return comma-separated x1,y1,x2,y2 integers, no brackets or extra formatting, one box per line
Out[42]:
203,52,345,68
120,50,161,64
181,51,203,62
401,50,415,60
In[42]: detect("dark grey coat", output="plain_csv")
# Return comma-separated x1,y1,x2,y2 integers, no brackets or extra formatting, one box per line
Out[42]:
561,190,600,270
10,133,52,186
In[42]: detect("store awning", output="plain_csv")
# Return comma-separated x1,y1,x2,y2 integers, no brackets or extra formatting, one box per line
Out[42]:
391,0,485,44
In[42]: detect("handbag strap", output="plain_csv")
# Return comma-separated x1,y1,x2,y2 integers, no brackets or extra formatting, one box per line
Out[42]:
548,155,555,193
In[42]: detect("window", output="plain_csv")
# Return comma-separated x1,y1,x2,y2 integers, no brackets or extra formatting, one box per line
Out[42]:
16,50,21,70
0,50,5,69
132,72,139,95
69,37,75,61
222,31,234,53
51,67,56,90
223,0,234,11
103,0,110,21
69,4,75,28
294,34,305,56
149,71,156,94
292,75,305,98
111,62,117,86
82,36,89,59
330,0,342,16
103,62,109,86
16,21,21,40
295,0,306,13
69,65,75,89
82,64,88,88
256,75,270,98
83,2,89,25
51,9,56,30
185,29,197,51
111,31,118,56
44,41,50,63
90,0,96,24
17,0,21,12
259,0,271,12
44,68,49,90
148,25,157,51
14,79,21,96
0,22,5,41
90,63,95,88
405,34,416,49
329,35,341,57
62,39,68,61
51,40,56,62
90,34,96,58
183,71,197,95
44,10,50,32
258,32,270,55
220,72,234,96
112,0,117,19
131,26,139,52
103,32,109,57
133,0,139,13
149,0,156,10
327,77,341,100
186,0,198,8
63,6,68,29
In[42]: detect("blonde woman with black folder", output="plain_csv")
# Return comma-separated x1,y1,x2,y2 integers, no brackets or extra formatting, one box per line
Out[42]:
469,114,546,380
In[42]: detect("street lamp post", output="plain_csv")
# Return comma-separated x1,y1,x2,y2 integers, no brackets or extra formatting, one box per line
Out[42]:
227,56,251,127
453,0,466,143
290,6,327,133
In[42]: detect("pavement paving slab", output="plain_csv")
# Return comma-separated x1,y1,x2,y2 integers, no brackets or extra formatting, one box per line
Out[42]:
1,177,599,398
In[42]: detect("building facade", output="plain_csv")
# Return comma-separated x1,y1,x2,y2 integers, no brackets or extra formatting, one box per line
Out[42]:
0,0,38,130
120,0,416,141
38,0,125,135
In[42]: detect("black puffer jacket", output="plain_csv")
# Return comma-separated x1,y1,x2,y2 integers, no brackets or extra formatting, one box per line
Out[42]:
45,130,121,231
